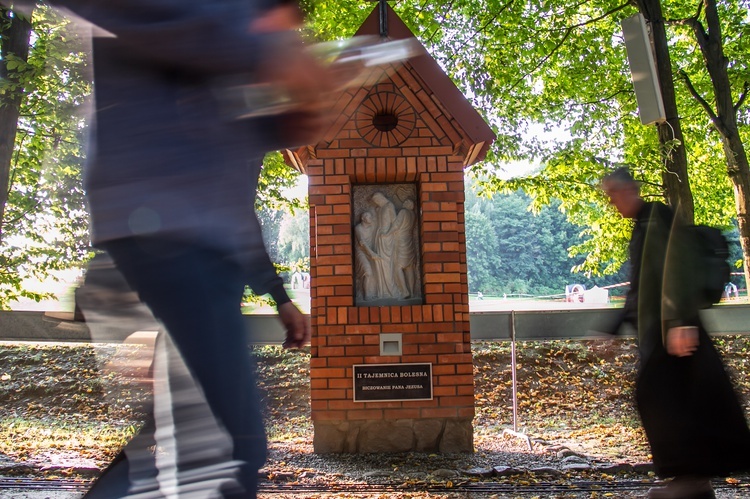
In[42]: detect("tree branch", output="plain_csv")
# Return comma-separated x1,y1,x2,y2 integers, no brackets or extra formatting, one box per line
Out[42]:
735,80,749,114
667,14,708,50
507,2,630,91
663,0,704,25
6,129,36,202
14,124,82,146
444,0,515,57
5,200,42,227
676,68,734,139
581,88,632,106
426,0,456,44
693,0,703,20
678,69,717,121
703,0,723,47
473,0,514,39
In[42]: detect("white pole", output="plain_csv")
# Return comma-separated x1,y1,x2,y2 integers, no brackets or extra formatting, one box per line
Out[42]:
510,310,518,433
503,311,537,451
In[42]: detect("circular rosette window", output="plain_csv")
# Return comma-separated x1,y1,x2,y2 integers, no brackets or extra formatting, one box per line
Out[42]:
355,91,416,147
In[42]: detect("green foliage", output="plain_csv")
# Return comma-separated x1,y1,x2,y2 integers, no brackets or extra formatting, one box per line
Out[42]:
301,0,373,41
1,13,305,308
465,208,500,293
250,176,308,306
257,152,305,213
464,179,628,296
303,0,747,275
3,0,747,307
1,6,93,308
278,209,310,265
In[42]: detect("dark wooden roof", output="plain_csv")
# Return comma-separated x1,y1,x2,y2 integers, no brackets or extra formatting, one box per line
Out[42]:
355,4,495,164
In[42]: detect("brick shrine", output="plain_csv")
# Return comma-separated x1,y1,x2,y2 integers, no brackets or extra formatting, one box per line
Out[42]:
284,4,495,453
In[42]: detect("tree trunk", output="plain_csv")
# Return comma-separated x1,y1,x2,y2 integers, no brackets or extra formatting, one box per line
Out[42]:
690,0,750,293
0,7,33,245
636,0,695,224
724,134,750,294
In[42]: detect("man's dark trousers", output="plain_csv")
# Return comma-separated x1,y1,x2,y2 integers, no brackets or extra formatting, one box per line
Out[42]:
94,237,266,498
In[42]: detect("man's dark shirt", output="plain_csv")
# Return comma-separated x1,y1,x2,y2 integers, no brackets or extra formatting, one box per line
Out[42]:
617,201,674,359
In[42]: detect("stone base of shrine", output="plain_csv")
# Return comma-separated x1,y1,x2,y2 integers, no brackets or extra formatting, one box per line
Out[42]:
313,418,473,454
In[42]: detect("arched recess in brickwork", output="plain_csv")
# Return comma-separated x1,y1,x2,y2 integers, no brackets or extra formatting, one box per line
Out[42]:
355,87,416,147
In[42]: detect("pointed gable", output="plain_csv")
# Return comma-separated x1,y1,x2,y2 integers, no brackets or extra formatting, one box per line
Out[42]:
284,4,495,172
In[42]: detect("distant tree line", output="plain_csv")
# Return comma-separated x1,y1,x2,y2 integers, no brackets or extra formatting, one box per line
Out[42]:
465,183,628,298
258,175,748,300
258,205,310,277
465,179,745,298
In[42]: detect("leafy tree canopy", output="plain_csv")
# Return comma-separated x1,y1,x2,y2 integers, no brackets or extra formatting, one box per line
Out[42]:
1,5,91,308
3,0,748,307
0,8,304,309
305,0,748,278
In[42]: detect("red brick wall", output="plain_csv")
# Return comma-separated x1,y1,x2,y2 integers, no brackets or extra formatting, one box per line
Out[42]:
307,65,475,424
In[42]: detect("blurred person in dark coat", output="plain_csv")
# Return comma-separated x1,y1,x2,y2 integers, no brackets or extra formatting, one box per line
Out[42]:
34,0,330,497
601,167,750,499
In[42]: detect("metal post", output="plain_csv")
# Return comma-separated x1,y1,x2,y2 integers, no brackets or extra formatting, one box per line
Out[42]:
510,310,518,432
503,310,532,450
378,0,388,38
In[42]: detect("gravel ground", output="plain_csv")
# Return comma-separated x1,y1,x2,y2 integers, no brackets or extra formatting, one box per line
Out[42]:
4,339,750,498
257,428,750,498
252,337,750,498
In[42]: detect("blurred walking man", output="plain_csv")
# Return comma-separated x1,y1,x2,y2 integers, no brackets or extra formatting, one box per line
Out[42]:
38,0,332,497
601,167,750,499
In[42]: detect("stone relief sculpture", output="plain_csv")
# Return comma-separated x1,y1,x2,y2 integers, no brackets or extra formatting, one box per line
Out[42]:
390,198,417,298
354,190,420,303
371,192,400,298
354,210,379,300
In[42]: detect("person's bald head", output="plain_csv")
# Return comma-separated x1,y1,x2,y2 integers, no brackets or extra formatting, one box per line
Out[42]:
601,167,643,219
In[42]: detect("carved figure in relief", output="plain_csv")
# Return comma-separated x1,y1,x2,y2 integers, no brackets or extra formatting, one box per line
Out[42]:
356,191,419,302
391,199,417,298
371,192,400,298
354,210,379,300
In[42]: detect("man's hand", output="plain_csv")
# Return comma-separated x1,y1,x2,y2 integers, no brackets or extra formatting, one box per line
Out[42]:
666,326,699,357
278,301,310,349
